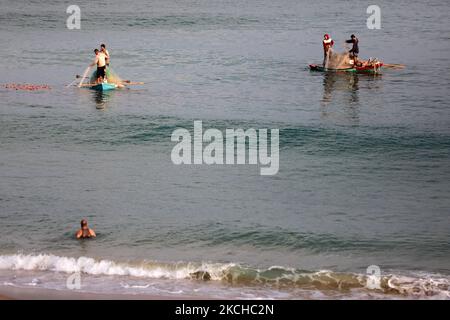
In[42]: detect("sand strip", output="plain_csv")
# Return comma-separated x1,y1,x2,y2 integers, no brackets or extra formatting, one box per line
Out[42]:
0,285,200,300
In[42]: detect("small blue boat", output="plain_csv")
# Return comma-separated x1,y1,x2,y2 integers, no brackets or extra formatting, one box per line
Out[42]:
90,83,117,91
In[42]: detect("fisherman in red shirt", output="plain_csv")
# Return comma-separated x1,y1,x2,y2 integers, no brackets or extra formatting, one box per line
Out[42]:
323,34,334,67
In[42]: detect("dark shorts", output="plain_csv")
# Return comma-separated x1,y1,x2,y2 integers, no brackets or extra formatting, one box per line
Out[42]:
97,66,106,78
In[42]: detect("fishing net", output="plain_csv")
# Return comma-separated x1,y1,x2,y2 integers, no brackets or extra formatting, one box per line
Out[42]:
325,48,353,69
77,66,92,87
90,67,123,85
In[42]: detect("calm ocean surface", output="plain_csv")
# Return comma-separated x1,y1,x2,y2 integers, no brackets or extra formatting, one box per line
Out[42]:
0,0,449,298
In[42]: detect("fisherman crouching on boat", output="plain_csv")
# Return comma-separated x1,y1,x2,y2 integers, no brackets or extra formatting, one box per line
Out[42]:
323,34,334,67
346,34,359,66
90,48,107,83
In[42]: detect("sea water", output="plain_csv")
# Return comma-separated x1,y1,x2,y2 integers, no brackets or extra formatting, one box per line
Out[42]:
0,0,449,299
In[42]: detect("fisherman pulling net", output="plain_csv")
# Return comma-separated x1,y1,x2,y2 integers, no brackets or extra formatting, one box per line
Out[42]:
67,44,145,88
76,44,124,88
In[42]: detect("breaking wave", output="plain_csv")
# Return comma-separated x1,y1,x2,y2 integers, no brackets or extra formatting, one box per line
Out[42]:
0,253,449,299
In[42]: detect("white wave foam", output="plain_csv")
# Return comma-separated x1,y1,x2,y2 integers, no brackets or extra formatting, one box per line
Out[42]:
0,253,449,299
0,253,234,281
386,274,450,299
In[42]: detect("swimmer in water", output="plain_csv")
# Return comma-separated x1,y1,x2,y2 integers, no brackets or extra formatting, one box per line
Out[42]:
76,219,96,239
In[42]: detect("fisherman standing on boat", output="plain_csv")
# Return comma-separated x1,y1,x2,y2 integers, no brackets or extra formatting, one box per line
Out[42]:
323,34,334,67
100,44,110,66
90,49,107,83
346,34,359,66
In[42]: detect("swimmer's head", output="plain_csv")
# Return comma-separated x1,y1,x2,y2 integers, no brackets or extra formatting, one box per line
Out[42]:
81,219,88,228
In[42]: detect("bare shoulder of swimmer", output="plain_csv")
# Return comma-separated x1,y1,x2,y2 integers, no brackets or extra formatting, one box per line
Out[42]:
89,228,96,238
